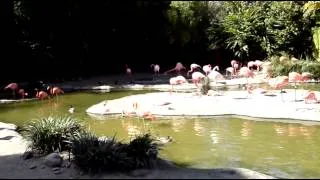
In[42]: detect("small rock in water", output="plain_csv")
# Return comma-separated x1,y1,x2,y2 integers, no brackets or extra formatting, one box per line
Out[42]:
44,153,63,167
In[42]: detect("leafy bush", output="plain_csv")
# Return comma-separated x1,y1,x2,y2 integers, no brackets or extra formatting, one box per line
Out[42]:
269,55,320,79
71,132,160,174
127,133,159,169
23,116,83,154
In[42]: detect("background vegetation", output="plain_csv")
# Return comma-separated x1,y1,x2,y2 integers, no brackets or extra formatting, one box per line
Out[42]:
2,1,320,83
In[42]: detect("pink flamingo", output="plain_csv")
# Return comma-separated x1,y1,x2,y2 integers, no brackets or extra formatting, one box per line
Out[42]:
164,62,186,75
125,64,132,76
18,89,28,99
187,63,201,76
226,67,234,77
4,83,19,99
47,86,64,97
202,64,212,75
268,76,289,101
150,64,160,75
254,60,263,71
247,61,256,70
169,75,188,94
35,89,49,100
231,60,238,67
288,72,303,101
192,72,206,88
207,66,224,82
304,91,319,104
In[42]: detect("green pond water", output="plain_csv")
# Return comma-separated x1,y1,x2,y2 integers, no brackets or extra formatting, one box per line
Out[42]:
1,89,320,179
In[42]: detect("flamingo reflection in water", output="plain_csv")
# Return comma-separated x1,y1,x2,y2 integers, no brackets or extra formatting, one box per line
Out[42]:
171,120,185,133
240,121,253,139
194,119,206,136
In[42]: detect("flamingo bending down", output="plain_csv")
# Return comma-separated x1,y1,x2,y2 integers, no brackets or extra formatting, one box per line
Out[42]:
4,83,19,99
192,72,206,88
254,60,263,71
35,89,49,100
169,75,188,94
304,91,319,104
47,86,64,97
202,64,212,76
151,64,160,75
288,72,303,101
187,63,201,76
226,67,234,77
247,61,256,70
164,62,186,75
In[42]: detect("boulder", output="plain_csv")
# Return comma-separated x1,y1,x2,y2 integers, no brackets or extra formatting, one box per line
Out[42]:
44,153,63,167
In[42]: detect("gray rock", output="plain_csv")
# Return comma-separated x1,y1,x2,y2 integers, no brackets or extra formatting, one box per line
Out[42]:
22,151,33,160
44,153,63,167
129,169,150,177
52,167,63,174
29,165,37,169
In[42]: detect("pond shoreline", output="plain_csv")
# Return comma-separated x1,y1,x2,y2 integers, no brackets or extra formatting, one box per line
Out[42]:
0,122,274,179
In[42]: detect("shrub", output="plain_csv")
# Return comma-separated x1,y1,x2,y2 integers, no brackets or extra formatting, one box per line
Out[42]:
71,132,160,174
127,133,160,169
23,116,83,154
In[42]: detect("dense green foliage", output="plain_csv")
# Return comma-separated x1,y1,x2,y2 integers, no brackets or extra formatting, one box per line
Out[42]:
23,116,83,154
2,1,320,82
71,132,160,173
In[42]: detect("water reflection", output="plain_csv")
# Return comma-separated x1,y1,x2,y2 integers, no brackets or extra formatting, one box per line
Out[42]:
172,119,185,132
273,123,315,139
194,119,206,136
240,121,253,139
210,129,219,144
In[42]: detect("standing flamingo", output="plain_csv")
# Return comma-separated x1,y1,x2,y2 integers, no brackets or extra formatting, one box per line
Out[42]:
169,75,188,94
192,72,206,88
125,64,132,76
239,67,254,95
288,72,303,102
35,89,49,100
164,62,186,75
226,67,234,77
47,86,64,97
202,64,212,76
231,60,238,67
150,64,160,76
4,83,18,99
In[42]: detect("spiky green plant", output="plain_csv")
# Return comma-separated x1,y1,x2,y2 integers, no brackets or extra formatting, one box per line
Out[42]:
23,116,83,154
127,133,160,169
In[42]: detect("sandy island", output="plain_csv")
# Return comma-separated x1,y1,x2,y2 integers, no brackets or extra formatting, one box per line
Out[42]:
86,89,320,122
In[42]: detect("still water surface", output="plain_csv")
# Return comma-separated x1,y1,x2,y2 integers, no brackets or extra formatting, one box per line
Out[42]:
1,90,320,179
